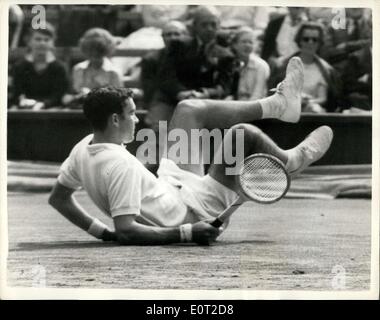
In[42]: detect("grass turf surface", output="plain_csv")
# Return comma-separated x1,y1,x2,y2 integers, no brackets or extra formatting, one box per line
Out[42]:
6,191,371,290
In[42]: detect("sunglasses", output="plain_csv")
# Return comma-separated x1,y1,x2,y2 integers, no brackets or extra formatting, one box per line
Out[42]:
301,37,319,43
163,32,182,37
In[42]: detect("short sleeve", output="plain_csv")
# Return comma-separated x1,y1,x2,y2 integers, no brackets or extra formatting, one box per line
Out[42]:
107,161,142,218
57,156,82,190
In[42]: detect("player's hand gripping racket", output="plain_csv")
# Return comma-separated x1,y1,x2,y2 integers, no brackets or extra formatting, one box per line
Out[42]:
210,153,290,228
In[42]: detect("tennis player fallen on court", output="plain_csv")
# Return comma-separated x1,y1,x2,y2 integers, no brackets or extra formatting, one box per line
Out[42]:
49,57,333,246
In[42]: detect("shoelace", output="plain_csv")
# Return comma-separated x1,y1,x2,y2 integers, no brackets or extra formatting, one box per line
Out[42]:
290,129,331,174
275,81,284,94
278,68,303,97
300,144,319,160
288,144,317,175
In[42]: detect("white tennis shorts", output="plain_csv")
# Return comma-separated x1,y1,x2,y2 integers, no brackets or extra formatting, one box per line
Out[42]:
157,158,238,222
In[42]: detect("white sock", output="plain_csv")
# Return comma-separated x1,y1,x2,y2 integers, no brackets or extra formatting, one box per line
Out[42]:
258,94,284,120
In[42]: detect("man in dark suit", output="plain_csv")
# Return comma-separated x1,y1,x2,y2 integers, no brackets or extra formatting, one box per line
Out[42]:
140,21,189,172
261,7,307,70
162,5,234,102
140,6,235,173
141,20,188,112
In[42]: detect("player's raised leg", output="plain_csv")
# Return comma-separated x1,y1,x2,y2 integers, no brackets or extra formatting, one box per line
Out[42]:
208,124,333,191
164,57,304,175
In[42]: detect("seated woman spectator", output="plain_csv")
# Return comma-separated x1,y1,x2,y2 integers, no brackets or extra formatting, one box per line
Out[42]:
74,28,122,91
229,27,270,101
270,22,341,113
64,28,122,106
11,23,70,109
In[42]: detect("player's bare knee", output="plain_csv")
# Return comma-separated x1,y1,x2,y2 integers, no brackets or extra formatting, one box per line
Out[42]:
230,123,262,137
177,99,205,110
229,124,264,150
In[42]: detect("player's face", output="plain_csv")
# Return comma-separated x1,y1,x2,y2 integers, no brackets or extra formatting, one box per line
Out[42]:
29,32,54,55
118,98,139,144
299,29,320,55
233,32,254,59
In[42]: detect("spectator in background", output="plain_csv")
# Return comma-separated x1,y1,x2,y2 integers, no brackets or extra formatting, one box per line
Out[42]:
341,44,372,111
63,28,122,106
320,8,372,75
217,6,275,56
139,20,189,173
11,23,69,109
141,20,189,130
261,7,308,69
165,5,234,101
73,28,122,92
270,22,341,113
112,5,189,78
141,21,188,106
229,27,270,101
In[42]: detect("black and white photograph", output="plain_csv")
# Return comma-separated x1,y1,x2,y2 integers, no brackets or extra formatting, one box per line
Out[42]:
1,0,378,300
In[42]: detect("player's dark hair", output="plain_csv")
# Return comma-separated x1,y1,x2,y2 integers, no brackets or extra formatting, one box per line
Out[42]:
294,21,325,48
83,86,134,131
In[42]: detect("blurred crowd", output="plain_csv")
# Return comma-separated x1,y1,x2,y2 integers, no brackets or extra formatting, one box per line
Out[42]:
8,5,372,126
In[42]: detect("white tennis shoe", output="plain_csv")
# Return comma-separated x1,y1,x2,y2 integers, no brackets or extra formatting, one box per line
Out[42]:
289,125,334,176
275,57,304,123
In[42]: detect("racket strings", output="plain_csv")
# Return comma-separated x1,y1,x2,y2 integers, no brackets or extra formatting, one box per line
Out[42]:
240,157,289,202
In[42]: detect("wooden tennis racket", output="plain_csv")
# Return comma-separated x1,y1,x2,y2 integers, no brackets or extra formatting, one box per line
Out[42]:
211,153,290,228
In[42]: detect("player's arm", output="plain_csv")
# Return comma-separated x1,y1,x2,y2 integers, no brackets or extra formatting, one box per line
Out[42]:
48,181,116,241
108,161,219,245
113,215,219,246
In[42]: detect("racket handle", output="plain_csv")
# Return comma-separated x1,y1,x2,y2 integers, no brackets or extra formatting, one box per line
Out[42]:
210,218,224,228
209,197,243,229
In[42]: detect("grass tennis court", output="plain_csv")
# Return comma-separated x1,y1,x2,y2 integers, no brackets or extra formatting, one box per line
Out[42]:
7,191,371,290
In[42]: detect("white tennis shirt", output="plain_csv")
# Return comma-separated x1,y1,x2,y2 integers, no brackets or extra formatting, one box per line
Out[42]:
57,134,189,227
